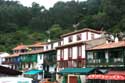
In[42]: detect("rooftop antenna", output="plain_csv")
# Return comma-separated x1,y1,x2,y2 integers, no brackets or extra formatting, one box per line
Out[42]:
73,22,79,31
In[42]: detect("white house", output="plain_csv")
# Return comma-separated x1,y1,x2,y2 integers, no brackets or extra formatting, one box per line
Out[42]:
43,40,59,76
0,52,10,67
56,28,104,72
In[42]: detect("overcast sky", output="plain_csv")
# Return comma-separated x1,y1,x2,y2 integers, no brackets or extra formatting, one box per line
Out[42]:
15,0,86,9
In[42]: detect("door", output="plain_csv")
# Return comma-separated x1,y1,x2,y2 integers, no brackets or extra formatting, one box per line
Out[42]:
69,76,77,83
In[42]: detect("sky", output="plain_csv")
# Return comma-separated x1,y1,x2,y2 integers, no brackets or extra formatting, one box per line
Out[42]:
15,0,86,9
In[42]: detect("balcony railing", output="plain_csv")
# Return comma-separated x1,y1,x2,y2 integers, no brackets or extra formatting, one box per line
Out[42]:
87,58,124,67
20,55,37,63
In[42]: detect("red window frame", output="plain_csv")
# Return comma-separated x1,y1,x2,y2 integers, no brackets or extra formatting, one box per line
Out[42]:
77,45,82,58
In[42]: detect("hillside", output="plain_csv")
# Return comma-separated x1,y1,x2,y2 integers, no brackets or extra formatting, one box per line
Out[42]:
0,0,125,52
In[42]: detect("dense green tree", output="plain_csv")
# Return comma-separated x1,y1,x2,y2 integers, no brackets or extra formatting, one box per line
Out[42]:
0,0,125,52
48,24,63,40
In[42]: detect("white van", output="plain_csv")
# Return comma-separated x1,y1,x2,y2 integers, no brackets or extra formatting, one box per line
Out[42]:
0,77,33,83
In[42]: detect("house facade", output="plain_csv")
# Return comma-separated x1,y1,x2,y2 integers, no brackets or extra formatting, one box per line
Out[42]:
42,41,59,78
0,52,9,66
86,41,125,69
56,28,104,72
2,42,44,71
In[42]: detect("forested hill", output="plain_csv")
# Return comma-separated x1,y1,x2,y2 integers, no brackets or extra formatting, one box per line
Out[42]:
0,0,125,52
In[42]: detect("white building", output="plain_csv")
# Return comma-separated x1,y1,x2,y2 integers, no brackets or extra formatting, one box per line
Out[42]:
42,40,59,78
56,28,104,72
0,52,10,67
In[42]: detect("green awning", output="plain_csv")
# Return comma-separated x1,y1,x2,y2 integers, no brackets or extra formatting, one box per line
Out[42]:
24,69,43,75
59,68,95,74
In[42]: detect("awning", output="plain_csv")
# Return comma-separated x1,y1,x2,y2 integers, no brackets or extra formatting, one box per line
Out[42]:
87,74,105,79
59,68,95,74
24,69,43,75
107,71,125,75
87,74,125,80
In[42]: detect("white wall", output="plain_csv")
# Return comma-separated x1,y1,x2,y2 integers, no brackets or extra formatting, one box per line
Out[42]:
81,32,87,41
87,32,101,40
53,42,59,49
0,52,9,65
57,50,60,61
82,45,86,58
63,37,69,45
37,54,44,70
62,31,102,46
72,46,77,59
64,48,68,60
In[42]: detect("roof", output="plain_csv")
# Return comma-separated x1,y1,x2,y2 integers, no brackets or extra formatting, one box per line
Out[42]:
13,44,27,50
59,68,95,74
107,71,125,75
0,65,22,76
28,42,45,47
87,41,125,50
13,42,45,50
56,41,84,49
24,69,43,75
61,28,104,37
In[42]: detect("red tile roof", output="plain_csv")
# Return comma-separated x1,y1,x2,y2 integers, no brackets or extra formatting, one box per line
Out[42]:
13,44,27,50
61,28,104,37
13,42,45,50
4,50,43,58
88,41,125,50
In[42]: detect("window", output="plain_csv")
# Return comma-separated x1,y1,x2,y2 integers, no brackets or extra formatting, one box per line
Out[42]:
68,47,72,58
91,33,95,39
40,55,42,59
77,45,82,57
58,41,61,46
77,34,81,40
46,45,48,50
51,43,53,49
60,49,64,59
68,36,72,42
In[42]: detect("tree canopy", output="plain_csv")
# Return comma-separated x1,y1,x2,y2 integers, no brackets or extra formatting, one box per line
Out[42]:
0,0,125,52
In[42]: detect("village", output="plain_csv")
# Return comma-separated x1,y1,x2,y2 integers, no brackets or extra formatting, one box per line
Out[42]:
0,28,125,83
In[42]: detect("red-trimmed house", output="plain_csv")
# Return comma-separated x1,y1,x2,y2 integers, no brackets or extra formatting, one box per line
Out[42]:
56,28,105,72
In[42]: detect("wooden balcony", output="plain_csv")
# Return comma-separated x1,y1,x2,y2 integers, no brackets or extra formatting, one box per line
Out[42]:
20,55,37,63
87,58,124,67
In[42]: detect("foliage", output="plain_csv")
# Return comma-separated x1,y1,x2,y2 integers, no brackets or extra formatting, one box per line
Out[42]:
0,0,125,52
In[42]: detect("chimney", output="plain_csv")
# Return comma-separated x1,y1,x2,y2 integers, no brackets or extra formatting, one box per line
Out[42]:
114,37,119,42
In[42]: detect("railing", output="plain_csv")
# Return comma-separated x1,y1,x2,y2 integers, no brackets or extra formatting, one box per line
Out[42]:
87,58,124,67
20,55,37,63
